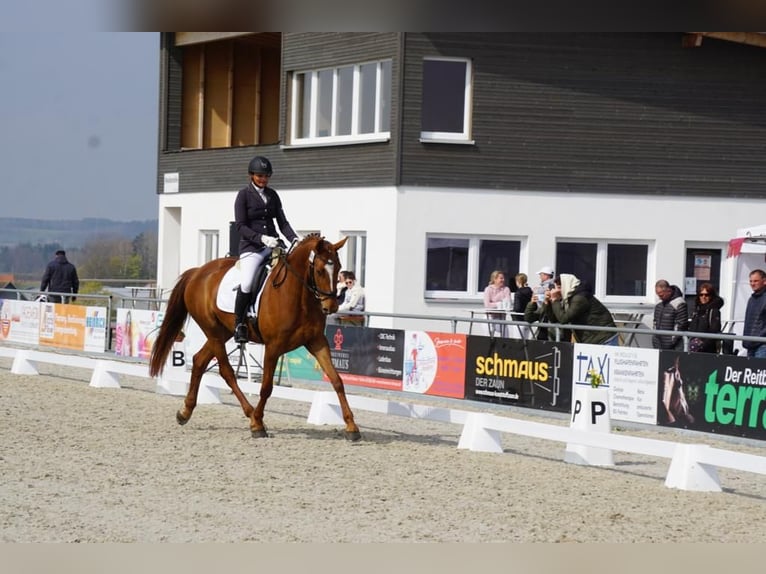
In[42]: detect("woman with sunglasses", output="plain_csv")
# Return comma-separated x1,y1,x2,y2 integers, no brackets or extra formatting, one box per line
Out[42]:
688,282,723,353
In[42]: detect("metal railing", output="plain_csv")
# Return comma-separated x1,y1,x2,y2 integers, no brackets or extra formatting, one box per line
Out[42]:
4,286,763,356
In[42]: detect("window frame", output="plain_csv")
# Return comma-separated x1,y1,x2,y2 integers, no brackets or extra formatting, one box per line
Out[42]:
420,57,474,144
340,231,367,286
199,230,220,264
424,234,523,300
288,60,392,148
555,238,653,304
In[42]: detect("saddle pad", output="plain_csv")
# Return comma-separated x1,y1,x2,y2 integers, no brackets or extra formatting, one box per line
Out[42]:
215,263,266,316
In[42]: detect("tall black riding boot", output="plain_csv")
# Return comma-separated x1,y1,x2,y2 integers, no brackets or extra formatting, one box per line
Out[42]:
233,287,249,343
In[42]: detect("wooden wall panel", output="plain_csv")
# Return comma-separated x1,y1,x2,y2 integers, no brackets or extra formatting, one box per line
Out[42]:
203,42,232,149
232,43,260,146
181,44,203,149
259,46,281,145
399,33,766,198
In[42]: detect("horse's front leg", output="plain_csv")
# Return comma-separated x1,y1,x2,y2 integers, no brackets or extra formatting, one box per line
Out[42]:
250,350,279,438
209,342,263,435
307,340,361,441
177,342,215,425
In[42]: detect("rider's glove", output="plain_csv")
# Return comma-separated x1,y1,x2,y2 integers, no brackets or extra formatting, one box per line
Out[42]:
261,235,278,248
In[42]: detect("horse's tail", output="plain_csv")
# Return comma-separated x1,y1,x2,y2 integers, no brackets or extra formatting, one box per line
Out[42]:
149,269,194,377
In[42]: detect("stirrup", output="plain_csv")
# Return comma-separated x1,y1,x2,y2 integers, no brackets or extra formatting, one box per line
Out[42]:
234,323,249,344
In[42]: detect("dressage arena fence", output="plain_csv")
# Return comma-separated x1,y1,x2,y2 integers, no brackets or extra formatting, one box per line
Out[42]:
2,344,765,493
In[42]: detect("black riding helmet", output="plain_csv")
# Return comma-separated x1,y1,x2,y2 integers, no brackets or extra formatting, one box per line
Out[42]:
248,155,273,176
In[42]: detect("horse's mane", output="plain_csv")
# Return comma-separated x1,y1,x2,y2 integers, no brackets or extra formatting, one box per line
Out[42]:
289,233,325,256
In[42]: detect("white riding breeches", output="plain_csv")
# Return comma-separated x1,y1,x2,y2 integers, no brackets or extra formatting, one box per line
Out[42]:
238,249,270,293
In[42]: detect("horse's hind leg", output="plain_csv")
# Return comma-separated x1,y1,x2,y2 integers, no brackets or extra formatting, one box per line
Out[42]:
307,340,361,441
177,341,216,425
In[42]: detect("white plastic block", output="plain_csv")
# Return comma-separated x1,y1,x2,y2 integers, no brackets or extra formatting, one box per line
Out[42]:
11,350,38,375
457,413,503,453
89,360,121,388
665,444,722,492
307,391,344,425
564,386,614,466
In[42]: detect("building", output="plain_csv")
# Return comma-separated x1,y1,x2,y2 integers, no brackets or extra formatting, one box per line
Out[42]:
155,33,766,332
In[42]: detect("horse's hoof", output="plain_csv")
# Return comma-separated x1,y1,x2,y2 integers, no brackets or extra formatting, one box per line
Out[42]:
345,430,362,442
251,428,269,438
176,411,189,426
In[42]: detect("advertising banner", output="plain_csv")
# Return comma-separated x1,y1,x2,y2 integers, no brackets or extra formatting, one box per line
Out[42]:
324,325,405,391
0,299,41,345
464,336,572,413
281,346,324,382
402,331,466,399
38,303,90,351
573,343,659,425
83,306,108,353
656,352,766,441
115,308,164,359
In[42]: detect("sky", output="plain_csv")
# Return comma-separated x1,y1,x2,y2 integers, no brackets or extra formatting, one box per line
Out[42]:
0,30,160,222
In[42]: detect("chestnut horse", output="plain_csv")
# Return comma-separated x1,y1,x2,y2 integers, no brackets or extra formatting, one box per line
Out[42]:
149,233,361,440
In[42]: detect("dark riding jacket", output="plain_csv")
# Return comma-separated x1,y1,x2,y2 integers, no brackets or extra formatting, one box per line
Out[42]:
653,285,689,350
40,253,79,296
234,182,298,255
743,287,766,350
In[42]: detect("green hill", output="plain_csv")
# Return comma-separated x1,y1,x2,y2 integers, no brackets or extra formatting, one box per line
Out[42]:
0,218,158,248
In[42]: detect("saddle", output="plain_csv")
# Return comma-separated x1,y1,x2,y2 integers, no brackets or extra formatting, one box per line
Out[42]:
216,247,283,314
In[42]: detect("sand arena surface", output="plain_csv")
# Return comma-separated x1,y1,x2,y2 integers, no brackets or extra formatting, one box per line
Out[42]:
1,356,765,543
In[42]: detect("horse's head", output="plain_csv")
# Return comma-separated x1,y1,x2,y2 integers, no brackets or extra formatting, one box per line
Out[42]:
292,234,348,315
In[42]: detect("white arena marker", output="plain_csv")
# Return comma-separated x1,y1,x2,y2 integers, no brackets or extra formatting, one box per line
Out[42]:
11,350,38,375
665,444,722,492
457,412,503,453
307,391,344,425
564,386,614,466
89,360,121,388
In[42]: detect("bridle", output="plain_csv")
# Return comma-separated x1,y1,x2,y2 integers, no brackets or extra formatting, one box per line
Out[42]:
271,240,337,300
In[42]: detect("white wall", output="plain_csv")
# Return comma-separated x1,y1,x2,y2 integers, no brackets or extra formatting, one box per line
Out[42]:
158,182,763,334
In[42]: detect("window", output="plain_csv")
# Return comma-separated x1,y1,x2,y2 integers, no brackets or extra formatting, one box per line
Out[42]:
555,240,650,300
425,236,521,299
200,230,219,263
341,232,367,286
420,57,473,143
290,60,392,146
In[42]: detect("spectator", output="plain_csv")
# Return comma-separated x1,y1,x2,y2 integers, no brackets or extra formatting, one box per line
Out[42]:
688,282,723,353
524,295,563,341
743,269,766,358
336,270,351,305
652,279,688,350
483,270,511,309
483,270,511,336
329,271,365,325
548,273,617,345
40,249,79,303
512,273,533,314
512,273,534,339
534,265,555,305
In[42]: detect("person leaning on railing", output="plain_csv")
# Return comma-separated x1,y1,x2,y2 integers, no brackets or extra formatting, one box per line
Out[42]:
546,273,618,345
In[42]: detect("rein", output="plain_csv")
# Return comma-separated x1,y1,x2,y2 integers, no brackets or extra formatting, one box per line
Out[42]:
271,243,336,300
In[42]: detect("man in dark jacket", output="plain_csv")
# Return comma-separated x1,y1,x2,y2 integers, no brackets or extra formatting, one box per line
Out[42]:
652,279,688,350
743,269,766,358
40,250,80,303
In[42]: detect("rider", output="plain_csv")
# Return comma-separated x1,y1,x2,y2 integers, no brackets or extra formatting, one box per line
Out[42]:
233,155,299,343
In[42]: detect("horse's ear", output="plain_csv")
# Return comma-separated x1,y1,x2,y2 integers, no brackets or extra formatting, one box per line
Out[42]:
333,236,349,251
